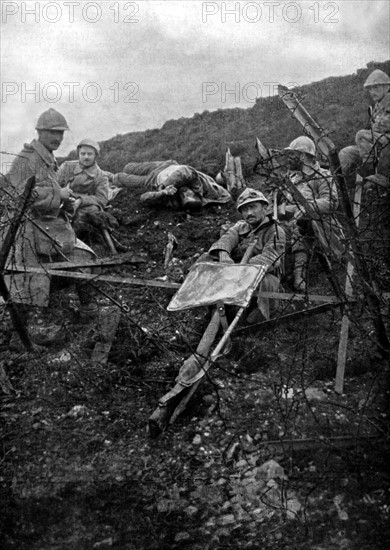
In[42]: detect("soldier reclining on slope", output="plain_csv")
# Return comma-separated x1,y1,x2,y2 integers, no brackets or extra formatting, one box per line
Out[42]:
111,160,231,211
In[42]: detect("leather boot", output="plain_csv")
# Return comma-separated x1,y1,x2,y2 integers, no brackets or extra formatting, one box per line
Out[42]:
9,303,67,350
77,283,99,324
8,305,31,351
293,252,308,292
79,302,99,324
245,308,266,325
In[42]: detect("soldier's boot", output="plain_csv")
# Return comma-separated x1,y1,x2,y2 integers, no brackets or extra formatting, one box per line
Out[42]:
77,283,99,324
9,305,30,351
8,306,62,351
293,252,308,292
245,308,266,326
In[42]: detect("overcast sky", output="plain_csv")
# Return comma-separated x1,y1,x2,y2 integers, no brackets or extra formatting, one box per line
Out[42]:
0,0,389,161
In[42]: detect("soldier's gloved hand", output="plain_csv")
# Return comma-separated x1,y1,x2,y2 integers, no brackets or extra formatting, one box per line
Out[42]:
219,251,234,263
163,185,177,196
60,187,72,201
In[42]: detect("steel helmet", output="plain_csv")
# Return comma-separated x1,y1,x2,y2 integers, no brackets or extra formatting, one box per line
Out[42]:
236,188,269,211
215,171,225,185
77,138,100,156
284,136,316,157
364,69,390,88
35,108,69,131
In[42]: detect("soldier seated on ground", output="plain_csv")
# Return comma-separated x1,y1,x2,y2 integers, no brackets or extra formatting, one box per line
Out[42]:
2,109,99,350
278,136,340,292
200,188,285,324
339,69,390,188
112,160,231,211
57,138,110,240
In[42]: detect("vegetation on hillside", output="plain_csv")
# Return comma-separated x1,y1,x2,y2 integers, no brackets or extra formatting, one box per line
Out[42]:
93,60,390,177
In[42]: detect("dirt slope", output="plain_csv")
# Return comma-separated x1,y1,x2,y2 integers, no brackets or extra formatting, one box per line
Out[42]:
1,180,389,549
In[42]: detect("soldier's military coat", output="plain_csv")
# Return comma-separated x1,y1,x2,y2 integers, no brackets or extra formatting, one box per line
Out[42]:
209,215,285,275
57,160,109,212
4,139,75,265
2,140,93,305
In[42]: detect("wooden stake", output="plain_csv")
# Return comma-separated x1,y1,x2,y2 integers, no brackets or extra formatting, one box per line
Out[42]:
335,176,363,394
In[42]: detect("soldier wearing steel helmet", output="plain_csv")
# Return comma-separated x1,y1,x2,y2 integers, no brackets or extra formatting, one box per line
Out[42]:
57,138,109,238
6,108,70,193
339,69,390,184
201,187,285,323
280,136,339,291
3,109,99,349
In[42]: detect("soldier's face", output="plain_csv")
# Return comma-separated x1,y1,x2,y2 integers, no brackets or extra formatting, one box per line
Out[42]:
38,130,64,152
367,84,388,102
240,201,266,227
286,151,303,171
78,146,97,167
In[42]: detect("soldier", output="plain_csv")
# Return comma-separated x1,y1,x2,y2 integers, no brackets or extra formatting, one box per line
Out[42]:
113,160,231,211
203,188,285,323
339,69,390,185
57,138,109,238
3,109,98,349
280,136,339,292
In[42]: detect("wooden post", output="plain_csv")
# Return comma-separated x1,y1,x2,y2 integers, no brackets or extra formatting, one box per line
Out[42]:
233,157,246,190
335,176,363,394
224,149,236,192
255,137,270,160
224,149,245,194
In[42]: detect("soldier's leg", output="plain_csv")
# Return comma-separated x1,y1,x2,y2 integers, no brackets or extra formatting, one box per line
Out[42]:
256,274,281,320
292,251,308,292
376,137,390,179
8,299,64,350
113,173,147,188
355,129,383,165
245,273,281,324
339,145,362,187
123,161,172,176
291,222,309,292
67,243,99,323
8,302,31,351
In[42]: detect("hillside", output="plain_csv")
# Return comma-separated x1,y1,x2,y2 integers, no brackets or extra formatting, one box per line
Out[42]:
96,60,390,176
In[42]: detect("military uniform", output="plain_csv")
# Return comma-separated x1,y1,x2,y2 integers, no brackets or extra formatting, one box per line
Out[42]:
205,214,286,319
339,70,390,181
282,165,340,256
57,160,109,211
3,139,94,307
281,137,345,291
113,161,231,208
57,160,109,235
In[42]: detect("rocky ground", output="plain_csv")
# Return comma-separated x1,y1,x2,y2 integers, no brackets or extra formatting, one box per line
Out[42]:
1,180,389,549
